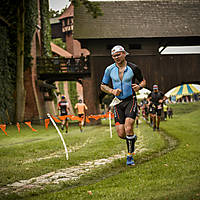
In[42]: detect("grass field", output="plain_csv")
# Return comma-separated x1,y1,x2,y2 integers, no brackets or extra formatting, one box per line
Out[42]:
0,102,199,200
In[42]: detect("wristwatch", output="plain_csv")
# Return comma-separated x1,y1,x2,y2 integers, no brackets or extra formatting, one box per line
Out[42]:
138,84,143,89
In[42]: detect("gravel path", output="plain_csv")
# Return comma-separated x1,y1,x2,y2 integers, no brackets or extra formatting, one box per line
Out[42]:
0,133,147,194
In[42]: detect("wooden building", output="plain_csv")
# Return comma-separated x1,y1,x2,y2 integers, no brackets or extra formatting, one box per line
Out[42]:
73,0,200,115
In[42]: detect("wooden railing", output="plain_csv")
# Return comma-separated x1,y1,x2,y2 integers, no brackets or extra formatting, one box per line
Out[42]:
37,56,91,82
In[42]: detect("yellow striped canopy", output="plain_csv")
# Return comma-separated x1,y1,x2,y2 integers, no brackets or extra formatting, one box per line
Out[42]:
166,84,200,98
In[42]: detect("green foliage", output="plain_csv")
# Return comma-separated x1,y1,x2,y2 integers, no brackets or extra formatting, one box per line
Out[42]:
52,38,66,49
40,0,52,57
0,0,38,124
58,81,65,95
49,8,61,18
68,81,78,111
49,0,102,19
0,27,16,123
72,0,103,18
49,5,68,18
24,0,38,69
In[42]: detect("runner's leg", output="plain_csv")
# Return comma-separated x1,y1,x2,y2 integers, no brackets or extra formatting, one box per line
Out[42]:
115,124,126,139
125,117,137,153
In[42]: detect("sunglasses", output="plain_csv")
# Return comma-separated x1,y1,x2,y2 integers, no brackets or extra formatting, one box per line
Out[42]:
112,53,122,58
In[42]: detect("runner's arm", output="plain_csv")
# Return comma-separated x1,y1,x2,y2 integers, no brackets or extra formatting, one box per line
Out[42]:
100,84,121,96
159,95,168,103
131,66,146,92
132,79,146,92
147,93,152,104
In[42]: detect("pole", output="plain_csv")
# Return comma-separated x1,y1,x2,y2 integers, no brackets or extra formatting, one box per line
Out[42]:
47,113,69,160
109,111,112,138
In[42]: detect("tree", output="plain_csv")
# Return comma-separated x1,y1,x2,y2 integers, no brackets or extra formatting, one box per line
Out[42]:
49,0,103,19
52,38,66,49
72,0,103,18
16,0,26,122
49,8,60,18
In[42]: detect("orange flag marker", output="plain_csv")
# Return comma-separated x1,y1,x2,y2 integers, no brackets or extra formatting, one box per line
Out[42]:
58,115,68,121
86,116,90,123
16,122,20,133
51,116,61,123
25,122,37,132
0,124,8,136
45,119,50,130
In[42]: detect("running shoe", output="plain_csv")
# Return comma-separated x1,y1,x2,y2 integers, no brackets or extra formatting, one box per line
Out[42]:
126,156,135,166
61,125,64,131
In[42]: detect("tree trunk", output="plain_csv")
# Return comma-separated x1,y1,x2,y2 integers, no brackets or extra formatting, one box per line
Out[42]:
16,0,26,122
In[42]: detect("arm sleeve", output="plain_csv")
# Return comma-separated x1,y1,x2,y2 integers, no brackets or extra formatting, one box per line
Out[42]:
148,93,152,99
101,67,111,85
133,66,144,83
160,92,164,98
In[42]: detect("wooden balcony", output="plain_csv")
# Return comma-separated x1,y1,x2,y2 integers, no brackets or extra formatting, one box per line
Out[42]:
37,57,91,83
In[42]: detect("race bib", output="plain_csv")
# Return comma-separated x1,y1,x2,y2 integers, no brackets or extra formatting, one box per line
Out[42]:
110,97,122,107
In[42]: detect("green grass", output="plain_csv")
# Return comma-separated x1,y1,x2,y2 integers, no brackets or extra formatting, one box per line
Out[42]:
0,102,200,200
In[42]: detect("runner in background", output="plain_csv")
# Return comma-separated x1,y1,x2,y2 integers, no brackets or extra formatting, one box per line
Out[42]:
75,99,88,132
141,98,149,122
163,103,168,120
148,85,167,131
167,106,173,119
57,96,69,133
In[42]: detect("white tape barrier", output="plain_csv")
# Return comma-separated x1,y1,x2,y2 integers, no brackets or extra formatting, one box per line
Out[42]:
47,113,69,160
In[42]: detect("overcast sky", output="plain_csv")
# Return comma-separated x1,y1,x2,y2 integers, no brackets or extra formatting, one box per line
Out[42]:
49,0,69,11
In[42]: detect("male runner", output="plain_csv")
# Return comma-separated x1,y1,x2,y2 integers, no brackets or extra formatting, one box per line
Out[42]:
101,45,146,165
141,98,149,122
148,85,167,131
74,99,88,132
57,96,69,133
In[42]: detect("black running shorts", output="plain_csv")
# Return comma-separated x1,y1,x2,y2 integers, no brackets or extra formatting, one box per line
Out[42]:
150,104,162,116
78,114,84,118
113,95,137,125
61,112,68,121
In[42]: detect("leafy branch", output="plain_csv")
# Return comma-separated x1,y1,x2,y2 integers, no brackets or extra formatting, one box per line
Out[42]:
72,0,103,18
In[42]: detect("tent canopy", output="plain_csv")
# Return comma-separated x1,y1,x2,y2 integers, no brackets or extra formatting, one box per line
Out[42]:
165,84,200,99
